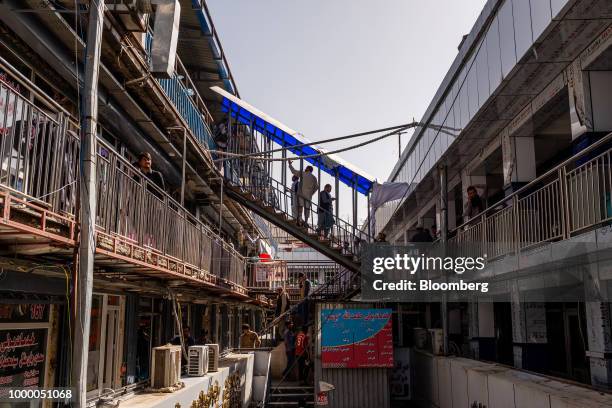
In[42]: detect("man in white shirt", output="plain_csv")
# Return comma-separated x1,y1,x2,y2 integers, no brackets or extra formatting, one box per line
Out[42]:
288,161,318,226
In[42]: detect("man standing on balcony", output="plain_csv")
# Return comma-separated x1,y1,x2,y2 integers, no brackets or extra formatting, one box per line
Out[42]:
134,152,165,192
463,185,484,221
288,160,318,226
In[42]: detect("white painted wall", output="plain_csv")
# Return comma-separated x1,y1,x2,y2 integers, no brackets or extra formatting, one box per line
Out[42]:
410,350,612,408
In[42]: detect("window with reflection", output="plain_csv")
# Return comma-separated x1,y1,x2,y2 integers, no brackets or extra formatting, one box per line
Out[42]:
498,0,517,78
486,15,503,92
512,0,533,60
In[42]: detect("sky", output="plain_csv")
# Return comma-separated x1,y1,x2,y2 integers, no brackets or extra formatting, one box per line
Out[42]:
206,0,487,220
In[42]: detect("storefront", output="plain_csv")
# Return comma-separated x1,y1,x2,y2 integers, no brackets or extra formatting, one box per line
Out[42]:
0,300,61,408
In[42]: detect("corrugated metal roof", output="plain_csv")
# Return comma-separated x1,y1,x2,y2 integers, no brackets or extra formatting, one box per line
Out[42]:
177,0,238,121
211,86,376,194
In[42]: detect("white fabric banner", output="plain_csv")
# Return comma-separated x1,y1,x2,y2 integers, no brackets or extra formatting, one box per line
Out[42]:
370,182,410,209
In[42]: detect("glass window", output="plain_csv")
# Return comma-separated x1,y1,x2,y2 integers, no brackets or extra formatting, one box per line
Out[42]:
530,0,551,40
498,0,517,78
486,15,503,93
459,82,469,129
476,43,490,108
467,61,479,119
512,0,533,60
452,82,462,131
444,96,455,129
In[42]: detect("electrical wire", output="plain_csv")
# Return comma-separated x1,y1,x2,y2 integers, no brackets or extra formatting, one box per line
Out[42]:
374,23,488,230
212,122,461,162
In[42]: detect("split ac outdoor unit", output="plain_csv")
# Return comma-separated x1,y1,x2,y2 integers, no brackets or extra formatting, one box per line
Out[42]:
206,344,220,372
188,345,209,377
151,344,181,389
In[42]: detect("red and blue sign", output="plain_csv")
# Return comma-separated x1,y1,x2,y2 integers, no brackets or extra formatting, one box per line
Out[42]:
321,309,393,368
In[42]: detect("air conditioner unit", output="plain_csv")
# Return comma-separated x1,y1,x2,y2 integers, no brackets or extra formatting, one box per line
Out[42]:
151,345,181,389
206,344,220,372
188,345,209,377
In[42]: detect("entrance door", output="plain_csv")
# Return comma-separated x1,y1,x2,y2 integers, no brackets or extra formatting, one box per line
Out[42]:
87,294,125,398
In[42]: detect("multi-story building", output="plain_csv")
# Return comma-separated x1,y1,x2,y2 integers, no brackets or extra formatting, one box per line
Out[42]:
0,0,273,403
375,0,612,393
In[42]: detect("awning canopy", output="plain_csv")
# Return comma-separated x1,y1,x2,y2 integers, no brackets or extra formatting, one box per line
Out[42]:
210,86,375,195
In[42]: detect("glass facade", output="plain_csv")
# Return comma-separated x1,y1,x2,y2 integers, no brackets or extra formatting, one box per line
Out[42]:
378,0,564,231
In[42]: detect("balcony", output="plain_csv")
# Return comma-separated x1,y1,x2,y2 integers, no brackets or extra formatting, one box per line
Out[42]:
449,135,612,260
0,73,257,300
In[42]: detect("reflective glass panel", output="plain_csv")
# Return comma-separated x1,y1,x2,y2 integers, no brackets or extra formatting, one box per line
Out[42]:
498,0,517,78
512,0,533,60
486,15,503,93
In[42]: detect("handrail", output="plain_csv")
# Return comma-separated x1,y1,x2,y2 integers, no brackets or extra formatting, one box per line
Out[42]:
0,55,71,118
257,266,358,337
96,137,245,262
451,131,612,235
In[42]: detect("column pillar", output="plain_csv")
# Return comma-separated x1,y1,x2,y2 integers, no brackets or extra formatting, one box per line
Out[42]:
468,300,496,360
510,282,548,371
501,129,536,195
584,263,612,389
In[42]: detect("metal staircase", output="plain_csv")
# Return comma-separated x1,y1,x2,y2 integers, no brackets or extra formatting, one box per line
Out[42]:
223,168,367,273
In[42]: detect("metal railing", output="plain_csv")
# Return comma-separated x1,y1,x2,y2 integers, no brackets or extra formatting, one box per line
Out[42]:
449,133,612,259
247,261,287,291
0,77,78,216
144,32,216,150
0,71,248,289
224,157,367,260
95,138,246,285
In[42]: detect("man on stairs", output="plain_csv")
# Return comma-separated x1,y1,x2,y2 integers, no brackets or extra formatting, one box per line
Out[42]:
288,160,318,226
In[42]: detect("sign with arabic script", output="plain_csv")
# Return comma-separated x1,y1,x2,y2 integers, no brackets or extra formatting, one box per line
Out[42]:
0,329,47,393
321,309,393,368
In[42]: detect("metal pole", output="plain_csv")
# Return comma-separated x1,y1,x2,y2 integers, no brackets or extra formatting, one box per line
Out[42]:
367,191,371,239
181,128,187,205
438,164,449,355
317,163,321,207
219,178,224,234
398,132,402,159
74,0,103,405
334,169,339,220
352,181,357,234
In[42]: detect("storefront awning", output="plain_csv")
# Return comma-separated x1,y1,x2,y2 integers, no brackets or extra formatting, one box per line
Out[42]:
210,86,375,194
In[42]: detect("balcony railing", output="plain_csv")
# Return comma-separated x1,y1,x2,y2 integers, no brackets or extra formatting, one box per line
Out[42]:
0,72,247,291
449,133,612,259
144,33,216,150
0,75,78,216
247,261,287,291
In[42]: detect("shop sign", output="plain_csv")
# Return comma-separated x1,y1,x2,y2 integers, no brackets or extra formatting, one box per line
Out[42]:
0,304,49,324
0,328,47,393
316,392,328,406
321,309,393,368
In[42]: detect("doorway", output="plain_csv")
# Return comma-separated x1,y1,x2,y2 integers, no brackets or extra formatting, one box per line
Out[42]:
87,294,125,398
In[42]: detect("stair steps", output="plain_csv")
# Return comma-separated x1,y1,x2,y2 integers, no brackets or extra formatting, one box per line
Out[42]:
269,385,315,408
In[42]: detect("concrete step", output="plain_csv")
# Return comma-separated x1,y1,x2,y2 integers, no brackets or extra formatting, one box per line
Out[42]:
267,402,314,407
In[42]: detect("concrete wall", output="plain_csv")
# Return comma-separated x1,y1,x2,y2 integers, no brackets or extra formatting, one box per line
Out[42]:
411,349,612,408
119,353,254,408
